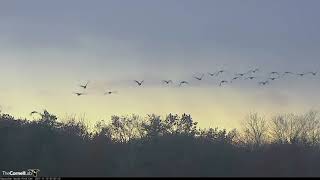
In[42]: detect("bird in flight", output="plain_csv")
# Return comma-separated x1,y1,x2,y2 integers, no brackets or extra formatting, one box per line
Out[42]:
268,77,278,81
179,81,189,86
270,72,280,76
80,81,90,89
219,80,228,86
30,111,39,116
306,72,318,76
74,92,86,96
247,68,259,74
134,80,144,86
104,91,118,95
193,74,204,81
258,81,269,86
231,76,241,83
251,68,259,73
296,73,306,77
245,76,256,80
215,70,225,76
235,73,246,77
208,72,217,77
162,80,173,84
283,71,294,75
281,71,295,78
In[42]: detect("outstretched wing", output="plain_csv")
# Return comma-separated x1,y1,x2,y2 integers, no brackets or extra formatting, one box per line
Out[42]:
85,81,90,86
30,111,38,116
134,80,140,84
179,81,188,86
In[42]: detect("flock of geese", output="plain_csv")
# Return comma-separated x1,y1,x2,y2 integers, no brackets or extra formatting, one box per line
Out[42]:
70,68,319,97
29,68,319,116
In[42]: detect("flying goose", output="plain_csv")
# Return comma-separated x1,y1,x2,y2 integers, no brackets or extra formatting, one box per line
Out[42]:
74,92,86,96
268,77,278,81
219,80,228,86
296,73,306,77
30,111,39,116
104,91,118,95
258,81,269,86
270,72,280,76
231,76,241,83
235,73,246,77
134,80,144,86
193,74,204,81
80,81,90,89
162,80,173,84
179,81,189,86
245,76,256,80
306,72,318,76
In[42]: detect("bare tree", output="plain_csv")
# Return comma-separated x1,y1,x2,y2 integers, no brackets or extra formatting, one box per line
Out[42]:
303,111,320,146
241,113,269,149
270,111,320,146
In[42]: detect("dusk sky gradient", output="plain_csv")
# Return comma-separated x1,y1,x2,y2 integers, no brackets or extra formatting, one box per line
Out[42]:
1,0,320,129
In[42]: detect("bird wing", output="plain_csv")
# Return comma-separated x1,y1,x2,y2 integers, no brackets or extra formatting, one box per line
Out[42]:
180,81,188,85
246,70,253,74
30,111,38,115
220,81,227,85
220,81,225,86
134,80,140,84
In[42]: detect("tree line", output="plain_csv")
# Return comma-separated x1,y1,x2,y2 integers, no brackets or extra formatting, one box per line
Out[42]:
1,110,320,177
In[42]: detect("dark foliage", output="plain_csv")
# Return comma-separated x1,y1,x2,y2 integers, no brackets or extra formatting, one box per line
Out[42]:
1,111,320,177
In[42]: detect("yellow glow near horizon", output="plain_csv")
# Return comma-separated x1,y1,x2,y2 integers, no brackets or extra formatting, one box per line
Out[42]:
1,82,319,131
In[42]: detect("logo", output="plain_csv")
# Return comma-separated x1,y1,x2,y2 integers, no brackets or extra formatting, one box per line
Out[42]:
28,169,40,177
2,169,40,177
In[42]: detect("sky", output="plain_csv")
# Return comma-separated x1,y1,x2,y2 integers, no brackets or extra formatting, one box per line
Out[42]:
1,0,320,130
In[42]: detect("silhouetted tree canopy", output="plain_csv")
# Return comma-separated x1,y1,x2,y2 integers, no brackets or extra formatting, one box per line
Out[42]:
1,110,320,177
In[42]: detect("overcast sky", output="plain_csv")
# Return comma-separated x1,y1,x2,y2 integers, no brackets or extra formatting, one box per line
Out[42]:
1,0,320,129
